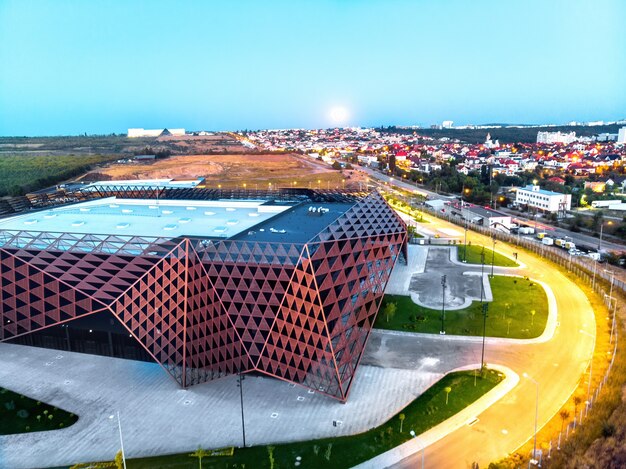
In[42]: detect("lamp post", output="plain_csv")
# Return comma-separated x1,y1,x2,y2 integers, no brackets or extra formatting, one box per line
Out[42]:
109,412,127,469
579,329,595,404
491,235,496,277
409,430,425,469
523,373,540,468
440,275,447,335
480,248,485,303
598,220,613,252
462,185,470,263
605,269,616,344
481,303,489,373
237,373,247,447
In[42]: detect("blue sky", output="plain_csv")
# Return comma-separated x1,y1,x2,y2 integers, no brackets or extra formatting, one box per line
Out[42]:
1,0,625,136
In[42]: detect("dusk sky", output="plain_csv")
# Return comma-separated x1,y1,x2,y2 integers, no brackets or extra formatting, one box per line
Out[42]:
1,0,625,136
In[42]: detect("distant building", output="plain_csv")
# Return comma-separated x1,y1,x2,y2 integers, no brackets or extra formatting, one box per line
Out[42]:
456,204,512,232
484,133,499,149
536,131,577,144
442,120,454,129
596,133,617,142
128,128,186,138
515,185,571,214
133,154,156,161
618,127,626,144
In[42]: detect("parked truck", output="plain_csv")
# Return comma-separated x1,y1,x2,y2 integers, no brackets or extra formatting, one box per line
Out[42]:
537,232,547,240
542,237,554,245
519,226,535,235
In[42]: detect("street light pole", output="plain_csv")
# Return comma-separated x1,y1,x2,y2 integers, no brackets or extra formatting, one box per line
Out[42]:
579,329,595,404
598,220,613,252
523,373,540,468
109,412,127,469
409,430,425,469
481,303,489,373
480,248,485,303
440,275,447,335
605,270,616,344
491,235,496,277
237,373,247,447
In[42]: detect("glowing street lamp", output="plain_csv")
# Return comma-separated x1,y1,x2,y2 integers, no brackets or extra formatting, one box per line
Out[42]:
598,220,613,251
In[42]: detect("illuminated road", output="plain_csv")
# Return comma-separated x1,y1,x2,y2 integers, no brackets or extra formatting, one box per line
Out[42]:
384,215,595,468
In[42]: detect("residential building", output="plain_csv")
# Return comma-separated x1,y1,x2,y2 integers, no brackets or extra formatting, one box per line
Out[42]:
536,131,577,144
514,185,571,213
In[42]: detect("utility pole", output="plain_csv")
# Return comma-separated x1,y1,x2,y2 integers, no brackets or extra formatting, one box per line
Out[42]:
440,275,447,335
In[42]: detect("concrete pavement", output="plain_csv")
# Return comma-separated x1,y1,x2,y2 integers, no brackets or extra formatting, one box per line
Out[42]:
0,342,442,469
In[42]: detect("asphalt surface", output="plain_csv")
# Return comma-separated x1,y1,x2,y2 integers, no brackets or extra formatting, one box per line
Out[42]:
384,214,595,468
359,165,626,254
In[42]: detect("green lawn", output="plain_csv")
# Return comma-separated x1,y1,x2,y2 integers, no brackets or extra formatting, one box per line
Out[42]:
376,276,548,338
456,244,518,267
111,369,503,469
0,387,78,435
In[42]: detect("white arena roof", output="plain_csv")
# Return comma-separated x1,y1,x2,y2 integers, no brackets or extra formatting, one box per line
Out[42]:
0,198,292,239
83,178,204,190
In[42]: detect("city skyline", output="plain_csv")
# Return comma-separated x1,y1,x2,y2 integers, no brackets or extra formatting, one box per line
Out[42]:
1,0,625,136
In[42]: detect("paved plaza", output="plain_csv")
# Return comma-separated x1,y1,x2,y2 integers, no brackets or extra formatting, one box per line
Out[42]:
0,245,528,469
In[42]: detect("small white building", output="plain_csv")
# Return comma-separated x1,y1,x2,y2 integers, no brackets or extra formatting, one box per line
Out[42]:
128,128,186,138
454,204,512,232
515,185,571,213
442,120,454,129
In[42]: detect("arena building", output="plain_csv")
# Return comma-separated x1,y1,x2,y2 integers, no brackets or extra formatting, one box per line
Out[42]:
0,185,407,401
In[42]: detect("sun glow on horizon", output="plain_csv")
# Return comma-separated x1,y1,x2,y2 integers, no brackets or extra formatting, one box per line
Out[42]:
329,106,349,126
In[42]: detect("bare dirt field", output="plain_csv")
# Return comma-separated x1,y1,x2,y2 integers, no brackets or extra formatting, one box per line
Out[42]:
83,153,368,190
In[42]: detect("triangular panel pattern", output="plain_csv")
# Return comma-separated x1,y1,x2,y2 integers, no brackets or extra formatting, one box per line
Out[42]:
258,249,342,397
185,246,251,386
0,248,109,340
8,249,159,303
310,231,405,398
109,242,188,385
200,241,305,364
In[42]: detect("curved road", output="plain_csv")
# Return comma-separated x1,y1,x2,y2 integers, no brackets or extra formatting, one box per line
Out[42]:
364,213,596,468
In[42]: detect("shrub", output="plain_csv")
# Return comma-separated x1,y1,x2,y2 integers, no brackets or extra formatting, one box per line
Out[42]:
601,421,616,437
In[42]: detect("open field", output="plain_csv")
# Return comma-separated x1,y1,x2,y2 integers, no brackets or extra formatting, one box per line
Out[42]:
376,276,548,338
0,153,118,196
0,133,247,157
83,153,368,190
97,369,502,469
